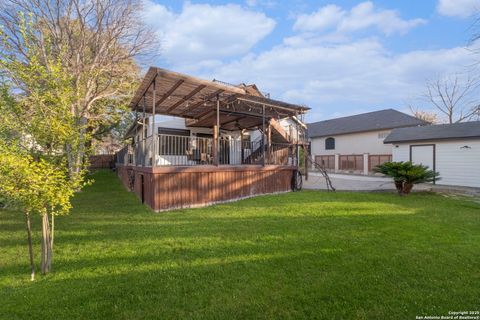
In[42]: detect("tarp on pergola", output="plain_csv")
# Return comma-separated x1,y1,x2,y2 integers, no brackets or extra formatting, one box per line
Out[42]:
129,67,309,131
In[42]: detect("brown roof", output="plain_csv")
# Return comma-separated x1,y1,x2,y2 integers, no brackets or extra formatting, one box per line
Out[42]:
130,67,309,121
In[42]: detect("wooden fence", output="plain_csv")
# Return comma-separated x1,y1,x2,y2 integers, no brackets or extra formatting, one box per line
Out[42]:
368,154,392,171
314,155,335,170
89,155,115,169
339,155,364,171
313,154,392,174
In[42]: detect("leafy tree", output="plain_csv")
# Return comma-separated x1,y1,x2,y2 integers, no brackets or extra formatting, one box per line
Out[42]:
0,0,156,179
0,141,74,279
0,0,154,277
374,161,440,195
0,15,82,276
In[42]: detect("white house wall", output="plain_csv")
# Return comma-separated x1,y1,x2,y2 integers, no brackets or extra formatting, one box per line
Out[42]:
390,139,480,188
310,130,392,156
392,144,410,162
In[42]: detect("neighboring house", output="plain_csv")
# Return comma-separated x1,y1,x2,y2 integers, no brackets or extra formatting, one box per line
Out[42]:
384,121,480,188
308,109,426,174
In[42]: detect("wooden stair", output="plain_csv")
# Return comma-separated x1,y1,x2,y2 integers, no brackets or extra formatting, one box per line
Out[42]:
242,141,264,164
269,118,293,143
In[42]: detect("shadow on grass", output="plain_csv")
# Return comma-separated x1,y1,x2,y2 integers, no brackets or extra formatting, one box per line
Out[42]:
1,170,479,320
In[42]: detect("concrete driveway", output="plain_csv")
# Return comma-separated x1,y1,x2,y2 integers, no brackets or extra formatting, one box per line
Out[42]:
304,172,430,192
303,172,480,203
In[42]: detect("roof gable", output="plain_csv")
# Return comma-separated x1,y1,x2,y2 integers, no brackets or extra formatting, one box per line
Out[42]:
307,109,427,138
384,121,480,143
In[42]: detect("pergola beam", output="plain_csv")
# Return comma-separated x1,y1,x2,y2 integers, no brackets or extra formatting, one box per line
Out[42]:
166,84,207,113
154,79,184,109
188,89,224,114
220,116,244,127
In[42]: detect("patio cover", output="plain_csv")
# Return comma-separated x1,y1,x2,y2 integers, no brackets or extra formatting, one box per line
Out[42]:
129,67,309,130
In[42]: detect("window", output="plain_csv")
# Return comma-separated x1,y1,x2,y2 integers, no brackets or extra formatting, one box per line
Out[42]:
325,137,335,150
158,128,190,155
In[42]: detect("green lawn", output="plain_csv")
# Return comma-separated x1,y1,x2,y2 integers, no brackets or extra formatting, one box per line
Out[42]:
1,170,479,319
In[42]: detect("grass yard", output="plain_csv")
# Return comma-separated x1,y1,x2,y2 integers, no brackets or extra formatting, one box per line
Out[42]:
1,170,479,319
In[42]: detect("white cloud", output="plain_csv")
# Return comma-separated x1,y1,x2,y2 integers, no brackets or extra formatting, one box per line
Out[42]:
293,4,345,32
141,1,476,122
245,0,277,8
143,1,276,64
209,39,476,121
294,1,426,36
437,0,480,18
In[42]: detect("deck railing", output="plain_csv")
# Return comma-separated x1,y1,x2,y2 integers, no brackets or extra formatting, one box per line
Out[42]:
115,134,299,167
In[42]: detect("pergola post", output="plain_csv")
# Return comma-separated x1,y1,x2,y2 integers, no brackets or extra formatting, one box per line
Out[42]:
240,130,245,164
152,76,157,167
142,95,146,166
304,144,309,181
267,124,272,165
134,106,138,166
213,96,220,166
262,104,265,166
295,120,300,168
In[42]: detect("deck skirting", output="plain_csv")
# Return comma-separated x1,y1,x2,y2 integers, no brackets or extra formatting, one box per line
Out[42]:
116,165,295,211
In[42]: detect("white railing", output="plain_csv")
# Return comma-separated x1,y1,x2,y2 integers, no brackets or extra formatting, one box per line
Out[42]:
116,134,299,167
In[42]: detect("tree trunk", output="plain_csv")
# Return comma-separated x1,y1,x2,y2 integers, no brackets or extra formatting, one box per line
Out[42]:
24,212,35,281
394,181,404,195
66,116,88,182
402,182,414,195
41,213,53,274
51,213,55,248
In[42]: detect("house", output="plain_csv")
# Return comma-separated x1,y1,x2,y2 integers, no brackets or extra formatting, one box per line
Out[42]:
115,67,309,211
308,109,426,174
384,121,480,188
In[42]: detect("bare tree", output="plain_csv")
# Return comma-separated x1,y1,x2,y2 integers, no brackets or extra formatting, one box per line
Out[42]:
424,74,480,123
408,105,438,124
0,0,158,179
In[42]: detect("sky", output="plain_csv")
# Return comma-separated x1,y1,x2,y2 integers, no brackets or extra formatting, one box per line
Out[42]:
142,0,480,122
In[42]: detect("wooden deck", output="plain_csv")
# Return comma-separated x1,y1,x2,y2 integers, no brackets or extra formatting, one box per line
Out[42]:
117,165,296,211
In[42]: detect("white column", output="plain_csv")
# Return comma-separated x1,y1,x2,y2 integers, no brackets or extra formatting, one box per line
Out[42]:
363,153,369,175
334,153,339,173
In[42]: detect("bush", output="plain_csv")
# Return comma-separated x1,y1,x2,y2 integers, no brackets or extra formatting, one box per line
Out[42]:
374,161,440,195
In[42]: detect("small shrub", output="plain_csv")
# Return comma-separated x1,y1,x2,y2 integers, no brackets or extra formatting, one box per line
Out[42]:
374,161,440,195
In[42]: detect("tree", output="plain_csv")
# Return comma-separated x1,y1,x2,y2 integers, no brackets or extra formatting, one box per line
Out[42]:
0,15,81,276
408,105,438,124
0,142,74,279
424,74,480,124
0,0,154,277
0,0,156,180
374,161,440,195
92,110,136,154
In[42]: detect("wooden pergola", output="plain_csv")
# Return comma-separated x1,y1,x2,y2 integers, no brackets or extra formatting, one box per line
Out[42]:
130,67,309,166
117,67,312,211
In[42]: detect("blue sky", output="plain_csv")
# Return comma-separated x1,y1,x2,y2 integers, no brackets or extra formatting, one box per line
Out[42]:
142,0,480,122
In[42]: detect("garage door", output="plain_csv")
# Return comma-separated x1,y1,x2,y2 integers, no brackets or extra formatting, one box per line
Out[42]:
410,145,434,170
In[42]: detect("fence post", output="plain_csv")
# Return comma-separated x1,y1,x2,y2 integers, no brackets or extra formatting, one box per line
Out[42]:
363,153,369,175
334,153,339,173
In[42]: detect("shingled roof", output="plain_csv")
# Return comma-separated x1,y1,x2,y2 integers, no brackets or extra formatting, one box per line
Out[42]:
307,109,426,138
384,121,480,143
